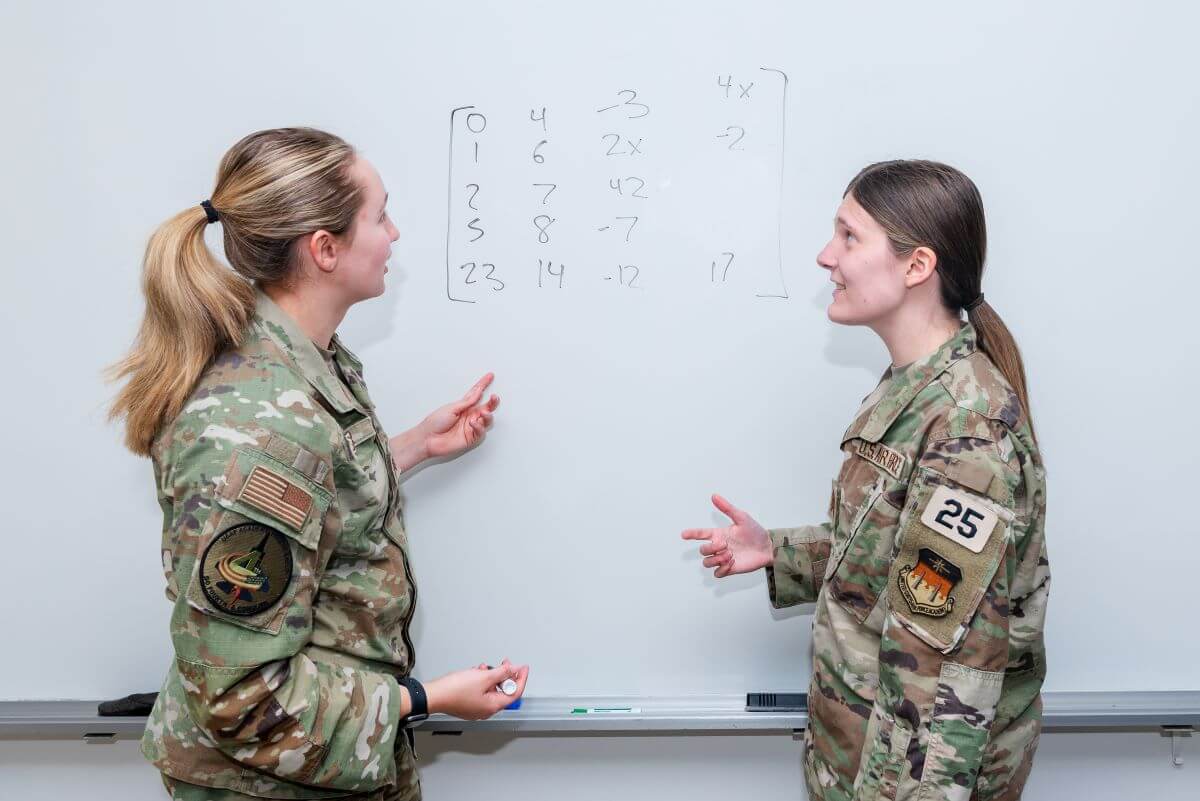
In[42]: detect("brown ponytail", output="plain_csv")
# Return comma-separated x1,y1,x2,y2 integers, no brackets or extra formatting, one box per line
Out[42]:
845,160,1037,443
964,299,1035,442
109,128,360,455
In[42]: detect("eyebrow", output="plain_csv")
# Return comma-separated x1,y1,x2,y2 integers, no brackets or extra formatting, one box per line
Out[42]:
835,215,856,233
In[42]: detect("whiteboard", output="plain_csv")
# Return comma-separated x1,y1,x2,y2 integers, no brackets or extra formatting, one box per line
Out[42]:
3,0,1198,701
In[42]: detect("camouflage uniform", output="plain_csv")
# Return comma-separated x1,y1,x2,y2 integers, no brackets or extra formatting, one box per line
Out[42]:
141,290,422,800
767,324,1049,801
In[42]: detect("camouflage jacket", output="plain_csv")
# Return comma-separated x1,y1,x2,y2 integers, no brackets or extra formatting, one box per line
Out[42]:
767,324,1049,801
140,290,420,799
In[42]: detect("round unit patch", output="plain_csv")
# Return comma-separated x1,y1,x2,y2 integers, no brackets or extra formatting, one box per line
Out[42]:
199,523,293,616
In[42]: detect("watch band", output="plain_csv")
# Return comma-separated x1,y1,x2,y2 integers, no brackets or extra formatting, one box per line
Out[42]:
399,676,428,727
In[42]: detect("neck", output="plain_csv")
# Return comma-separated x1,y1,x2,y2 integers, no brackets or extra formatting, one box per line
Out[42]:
872,304,962,368
262,283,348,350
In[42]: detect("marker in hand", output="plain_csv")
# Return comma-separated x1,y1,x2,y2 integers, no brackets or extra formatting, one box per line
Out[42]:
483,663,522,709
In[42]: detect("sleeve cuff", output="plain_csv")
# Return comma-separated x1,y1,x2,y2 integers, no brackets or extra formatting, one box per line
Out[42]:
765,527,829,609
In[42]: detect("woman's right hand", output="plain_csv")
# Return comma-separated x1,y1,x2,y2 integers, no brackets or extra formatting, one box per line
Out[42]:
425,660,529,720
681,494,772,578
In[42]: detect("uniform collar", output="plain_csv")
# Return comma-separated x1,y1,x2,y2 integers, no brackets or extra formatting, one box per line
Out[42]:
329,334,364,374
253,289,362,415
841,323,978,446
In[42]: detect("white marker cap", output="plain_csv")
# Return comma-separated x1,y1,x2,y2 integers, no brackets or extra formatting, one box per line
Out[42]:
500,678,518,696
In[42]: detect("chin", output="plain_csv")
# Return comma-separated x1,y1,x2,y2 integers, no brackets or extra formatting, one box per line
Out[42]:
349,283,387,306
827,303,856,326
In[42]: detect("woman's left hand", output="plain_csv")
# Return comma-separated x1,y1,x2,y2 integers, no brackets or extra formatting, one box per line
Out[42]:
420,373,500,460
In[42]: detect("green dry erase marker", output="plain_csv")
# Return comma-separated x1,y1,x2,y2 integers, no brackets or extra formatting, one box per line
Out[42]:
570,707,640,714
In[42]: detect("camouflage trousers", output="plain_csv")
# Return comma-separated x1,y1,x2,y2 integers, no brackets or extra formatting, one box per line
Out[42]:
163,772,420,801
161,735,421,801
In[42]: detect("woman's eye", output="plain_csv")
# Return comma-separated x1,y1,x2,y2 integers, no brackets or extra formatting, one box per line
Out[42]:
845,231,855,244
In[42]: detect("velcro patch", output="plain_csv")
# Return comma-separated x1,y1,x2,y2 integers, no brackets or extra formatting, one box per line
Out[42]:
889,475,1009,652
199,523,293,616
941,457,995,495
237,465,313,531
898,547,961,617
856,440,906,479
919,485,998,553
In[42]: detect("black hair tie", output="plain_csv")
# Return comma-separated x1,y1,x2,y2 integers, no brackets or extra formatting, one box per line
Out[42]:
964,293,986,313
200,199,220,225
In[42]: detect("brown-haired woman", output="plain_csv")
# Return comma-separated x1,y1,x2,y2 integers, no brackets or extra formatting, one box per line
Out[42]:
112,127,528,800
683,160,1049,800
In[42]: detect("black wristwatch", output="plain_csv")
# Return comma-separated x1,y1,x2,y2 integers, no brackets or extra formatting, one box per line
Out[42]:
399,676,428,728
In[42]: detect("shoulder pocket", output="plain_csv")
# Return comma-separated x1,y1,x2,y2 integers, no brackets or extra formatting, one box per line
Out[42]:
887,467,1013,653
184,447,332,635
218,447,332,549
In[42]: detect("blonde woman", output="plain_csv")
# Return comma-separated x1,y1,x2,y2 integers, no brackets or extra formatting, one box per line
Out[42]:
112,127,528,800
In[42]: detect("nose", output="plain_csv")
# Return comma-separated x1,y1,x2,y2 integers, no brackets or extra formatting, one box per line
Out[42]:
816,240,836,271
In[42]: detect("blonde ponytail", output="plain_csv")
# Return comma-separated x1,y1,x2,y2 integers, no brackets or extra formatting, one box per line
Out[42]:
109,127,360,456
108,206,255,455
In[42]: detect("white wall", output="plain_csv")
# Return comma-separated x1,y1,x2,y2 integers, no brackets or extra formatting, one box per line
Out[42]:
3,1,1198,798
1,732,1196,800
4,0,1200,702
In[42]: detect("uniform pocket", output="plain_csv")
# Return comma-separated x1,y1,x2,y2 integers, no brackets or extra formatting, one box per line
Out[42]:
854,703,915,800
827,476,904,623
218,447,332,549
917,663,1004,801
333,416,396,557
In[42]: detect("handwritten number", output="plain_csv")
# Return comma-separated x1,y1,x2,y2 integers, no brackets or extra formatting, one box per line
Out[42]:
466,113,487,134
538,259,565,289
711,252,734,282
533,215,555,244
717,126,745,150
616,216,638,242
597,89,649,119
467,218,484,243
482,263,504,291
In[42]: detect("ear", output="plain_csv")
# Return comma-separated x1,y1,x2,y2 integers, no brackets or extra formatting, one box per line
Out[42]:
904,245,938,289
306,230,339,275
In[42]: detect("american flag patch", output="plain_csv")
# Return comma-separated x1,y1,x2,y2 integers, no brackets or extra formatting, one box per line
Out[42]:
237,465,313,530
